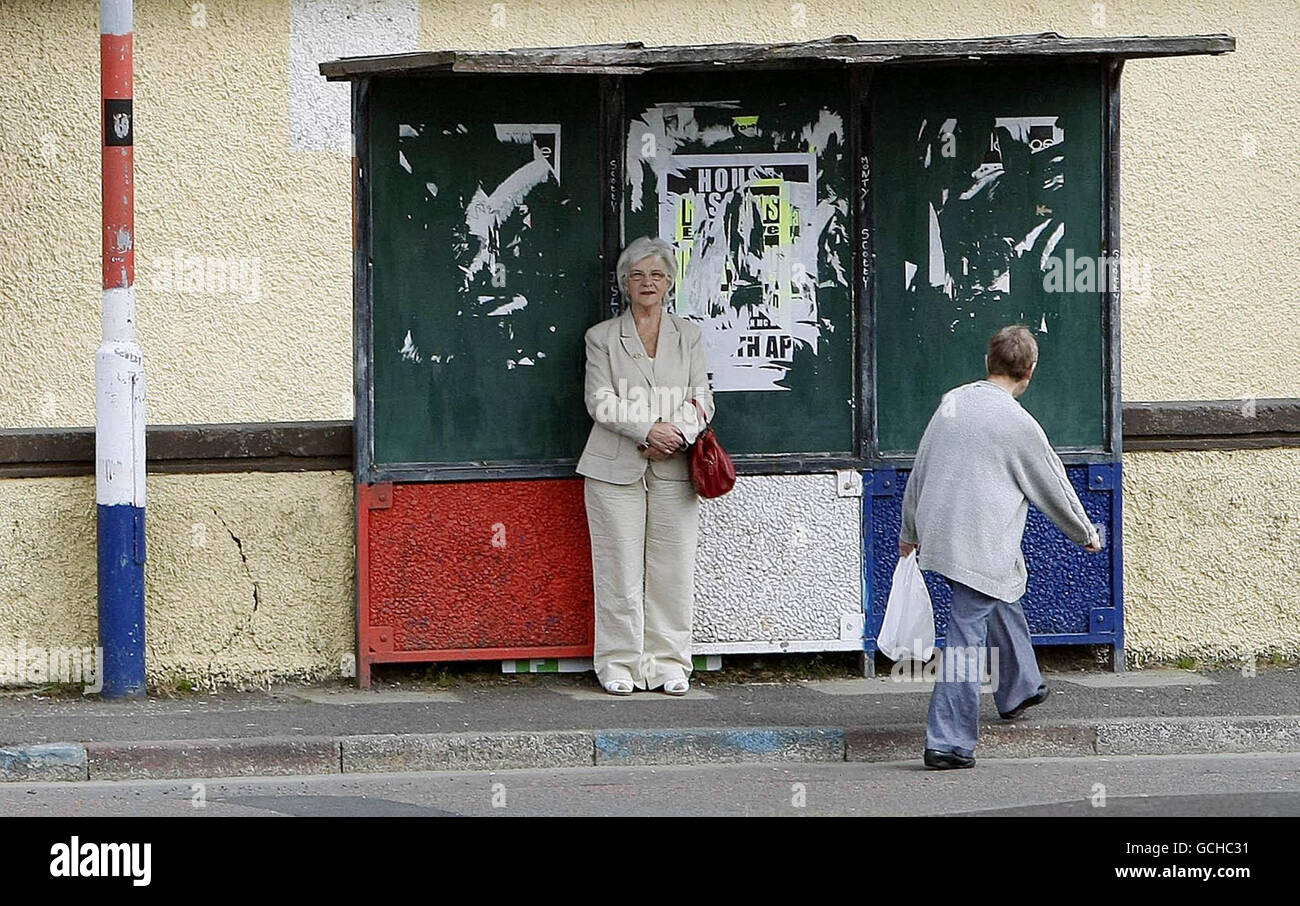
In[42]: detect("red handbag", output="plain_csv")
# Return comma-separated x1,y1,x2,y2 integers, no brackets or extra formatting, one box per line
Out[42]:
689,398,736,498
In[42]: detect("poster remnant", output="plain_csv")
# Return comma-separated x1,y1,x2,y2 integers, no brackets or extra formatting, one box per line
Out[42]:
907,114,1067,314
656,153,822,392
461,123,561,291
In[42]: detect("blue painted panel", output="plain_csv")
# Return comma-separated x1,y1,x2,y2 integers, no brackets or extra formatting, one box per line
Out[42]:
864,463,1121,651
97,503,147,698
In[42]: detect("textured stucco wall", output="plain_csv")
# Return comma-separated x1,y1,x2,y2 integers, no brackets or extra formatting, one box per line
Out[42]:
1122,448,1300,664
0,0,1293,429
0,0,1295,681
411,0,1299,401
3,454,1293,689
694,474,862,648
1,0,355,428
0,471,355,689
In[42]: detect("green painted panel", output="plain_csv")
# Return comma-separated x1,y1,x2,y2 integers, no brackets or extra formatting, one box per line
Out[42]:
871,64,1107,454
369,76,602,465
623,71,855,456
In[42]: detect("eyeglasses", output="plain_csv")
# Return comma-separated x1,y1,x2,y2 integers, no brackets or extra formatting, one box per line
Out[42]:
628,270,668,284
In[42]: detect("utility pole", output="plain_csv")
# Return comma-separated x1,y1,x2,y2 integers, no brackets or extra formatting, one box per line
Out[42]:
97,0,147,698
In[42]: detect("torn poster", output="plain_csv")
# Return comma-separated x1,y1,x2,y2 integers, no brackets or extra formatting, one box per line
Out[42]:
460,124,560,291
656,152,822,392
909,114,1067,311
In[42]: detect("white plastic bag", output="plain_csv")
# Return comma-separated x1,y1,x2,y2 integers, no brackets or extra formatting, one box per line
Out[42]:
876,551,935,661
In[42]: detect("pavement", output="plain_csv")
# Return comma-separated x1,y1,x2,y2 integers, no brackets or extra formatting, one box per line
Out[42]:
1,664,1297,782
8,754,1300,817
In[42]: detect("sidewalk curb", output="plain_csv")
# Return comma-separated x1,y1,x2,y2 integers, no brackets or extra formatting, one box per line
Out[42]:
0,743,87,782
5,716,1300,782
1094,715,1300,756
86,737,341,782
342,731,593,774
594,727,845,765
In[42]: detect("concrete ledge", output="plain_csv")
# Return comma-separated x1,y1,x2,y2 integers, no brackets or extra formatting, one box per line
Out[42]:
844,727,924,762
846,722,1098,761
1096,716,1300,756
0,743,87,782
979,722,1099,758
595,727,844,765
86,737,341,781
342,731,594,773
6,717,1300,783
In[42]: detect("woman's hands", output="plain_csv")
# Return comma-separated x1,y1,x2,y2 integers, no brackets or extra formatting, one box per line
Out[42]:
641,421,686,460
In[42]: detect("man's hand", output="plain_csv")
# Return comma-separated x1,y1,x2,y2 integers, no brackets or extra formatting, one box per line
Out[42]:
1084,525,1105,553
899,541,918,559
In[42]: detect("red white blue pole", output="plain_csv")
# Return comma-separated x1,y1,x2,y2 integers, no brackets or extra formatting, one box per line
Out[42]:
98,0,147,698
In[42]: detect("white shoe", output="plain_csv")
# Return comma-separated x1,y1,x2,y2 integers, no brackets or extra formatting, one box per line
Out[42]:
663,678,689,696
604,679,634,696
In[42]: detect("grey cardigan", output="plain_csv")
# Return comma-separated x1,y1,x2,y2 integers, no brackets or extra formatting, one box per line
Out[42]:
900,380,1100,602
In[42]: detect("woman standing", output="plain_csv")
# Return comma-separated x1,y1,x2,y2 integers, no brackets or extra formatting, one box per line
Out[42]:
577,236,715,696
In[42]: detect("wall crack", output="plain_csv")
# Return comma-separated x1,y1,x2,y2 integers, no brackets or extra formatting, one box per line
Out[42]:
212,508,261,611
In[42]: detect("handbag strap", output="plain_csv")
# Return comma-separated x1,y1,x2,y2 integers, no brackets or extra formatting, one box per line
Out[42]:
691,397,710,427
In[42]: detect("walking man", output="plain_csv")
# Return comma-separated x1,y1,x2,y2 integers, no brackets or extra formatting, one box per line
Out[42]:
900,325,1103,769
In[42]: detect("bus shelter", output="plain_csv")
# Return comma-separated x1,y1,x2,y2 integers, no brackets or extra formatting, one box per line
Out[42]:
321,32,1233,685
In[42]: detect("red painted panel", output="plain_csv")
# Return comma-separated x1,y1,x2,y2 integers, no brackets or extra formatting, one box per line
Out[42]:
363,479,594,654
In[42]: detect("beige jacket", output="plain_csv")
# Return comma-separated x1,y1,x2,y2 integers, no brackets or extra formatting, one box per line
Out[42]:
576,306,716,484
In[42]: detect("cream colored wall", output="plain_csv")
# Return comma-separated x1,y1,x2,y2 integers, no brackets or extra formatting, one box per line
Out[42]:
0,471,355,690
1123,448,1300,664
2,452,1291,691
0,0,1294,681
0,0,352,429
419,0,1299,402
0,0,1293,429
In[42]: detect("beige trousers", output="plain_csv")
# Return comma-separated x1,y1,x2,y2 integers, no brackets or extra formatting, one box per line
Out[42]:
583,469,700,690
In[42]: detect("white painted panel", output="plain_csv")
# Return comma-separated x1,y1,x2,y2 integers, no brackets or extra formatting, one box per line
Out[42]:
95,287,146,508
289,0,420,152
694,473,862,645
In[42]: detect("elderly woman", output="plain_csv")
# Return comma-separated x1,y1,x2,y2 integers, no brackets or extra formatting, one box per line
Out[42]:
576,236,715,696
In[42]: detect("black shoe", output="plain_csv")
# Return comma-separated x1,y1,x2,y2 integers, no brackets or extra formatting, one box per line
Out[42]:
923,748,975,770
999,684,1050,720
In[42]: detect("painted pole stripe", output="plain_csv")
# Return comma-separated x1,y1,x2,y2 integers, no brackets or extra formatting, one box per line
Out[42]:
100,34,132,96
97,502,146,697
101,146,134,289
99,0,132,34
101,32,133,289
97,0,145,698
95,289,146,508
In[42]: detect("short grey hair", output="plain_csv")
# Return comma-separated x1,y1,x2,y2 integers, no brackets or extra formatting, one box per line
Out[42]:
616,236,677,306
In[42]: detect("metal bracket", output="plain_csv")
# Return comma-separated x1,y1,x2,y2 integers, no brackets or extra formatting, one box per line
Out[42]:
835,469,863,497
868,468,900,497
1090,608,1117,634
1087,463,1116,492
368,625,394,654
839,613,865,641
366,482,394,509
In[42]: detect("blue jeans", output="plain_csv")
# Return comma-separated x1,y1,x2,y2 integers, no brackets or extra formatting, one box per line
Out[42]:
925,578,1044,757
